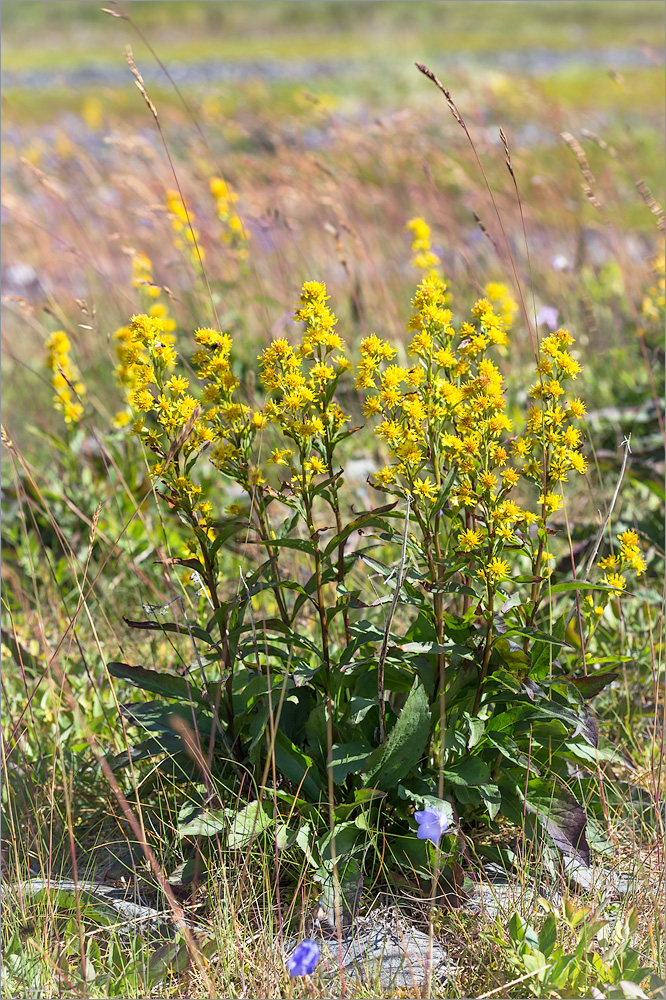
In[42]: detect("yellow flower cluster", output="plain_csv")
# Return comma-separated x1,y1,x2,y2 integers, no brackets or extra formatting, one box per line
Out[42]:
484,281,518,333
165,189,203,266
520,328,589,500
598,529,646,592
357,270,589,590
130,249,161,298
405,217,441,279
210,177,249,260
259,281,351,485
640,252,665,325
117,312,217,520
113,304,177,426
360,275,513,497
114,281,355,531
45,330,86,424
192,325,264,490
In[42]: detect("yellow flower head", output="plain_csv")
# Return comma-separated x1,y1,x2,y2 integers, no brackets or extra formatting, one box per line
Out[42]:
413,476,437,502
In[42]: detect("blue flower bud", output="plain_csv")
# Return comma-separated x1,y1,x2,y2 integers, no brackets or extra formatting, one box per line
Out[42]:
286,939,320,978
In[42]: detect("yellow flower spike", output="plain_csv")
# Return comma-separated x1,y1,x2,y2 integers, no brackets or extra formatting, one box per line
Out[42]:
604,572,627,592
478,472,498,492
538,492,563,514
363,396,383,417
225,502,247,517
112,410,132,429
130,387,155,412
375,465,396,486
305,456,326,476
486,557,510,581
458,528,483,551
269,448,293,467
567,398,587,418
413,477,437,502
45,329,87,424
165,375,189,395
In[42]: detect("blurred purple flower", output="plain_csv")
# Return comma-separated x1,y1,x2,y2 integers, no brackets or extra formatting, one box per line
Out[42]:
536,305,559,331
551,254,572,273
286,939,320,978
414,808,449,844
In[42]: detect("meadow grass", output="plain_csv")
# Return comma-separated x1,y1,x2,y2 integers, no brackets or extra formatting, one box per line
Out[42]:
1,4,664,998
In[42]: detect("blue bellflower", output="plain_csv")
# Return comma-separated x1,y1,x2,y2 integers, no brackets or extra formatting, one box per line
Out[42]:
286,939,320,978
414,807,449,844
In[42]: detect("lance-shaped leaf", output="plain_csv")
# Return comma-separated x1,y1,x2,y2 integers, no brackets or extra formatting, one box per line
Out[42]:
106,734,183,771
228,800,273,849
362,679,430,790
523,778,590,865
122,617,216,645
561,671,619,699
108,662,206,702
323,502,398,558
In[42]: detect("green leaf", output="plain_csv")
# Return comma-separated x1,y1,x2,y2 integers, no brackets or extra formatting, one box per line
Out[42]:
228,800,273,849
529,614,566,679
276,511,300,539
295,823,320,868
494,637,531,672
562,671,619,699
502,625,572,648
479,783,502,820
274,730,321,800
250,536,316,554
318,821,362,865
463,712,485,748
209,517,247,558
323,502,398,558
107,662,206,702
120,700,216,739
330,741,372,783
432,465,457,513
443,757,491,786
106,734,183,771
275,823,299,851
178,808,227,837
334,788,386,822
484,731,539,773
538,913,558,957
122,617,217,645
548,580,626,594
523,778,590,865
361,679,430,790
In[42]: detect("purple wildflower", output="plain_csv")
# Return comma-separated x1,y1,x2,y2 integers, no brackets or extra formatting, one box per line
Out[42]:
286,939,320,978
535,305,559,331
414,807,449,844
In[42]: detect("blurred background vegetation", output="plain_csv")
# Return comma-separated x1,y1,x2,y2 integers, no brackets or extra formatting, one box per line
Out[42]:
1,4,663,997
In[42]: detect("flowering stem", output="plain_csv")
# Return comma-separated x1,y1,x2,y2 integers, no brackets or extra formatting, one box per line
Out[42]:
324,438,351,645
473,586,495,715
252,493,290,625
378,494,411,742
528,510,547,630
303,488,331,688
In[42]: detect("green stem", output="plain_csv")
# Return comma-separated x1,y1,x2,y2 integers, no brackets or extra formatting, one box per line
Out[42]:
324,437,351,645
303,488,331,689
242,482,290,625
472,585,495,716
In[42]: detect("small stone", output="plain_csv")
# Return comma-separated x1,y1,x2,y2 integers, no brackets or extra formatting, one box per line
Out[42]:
312,910,454,991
